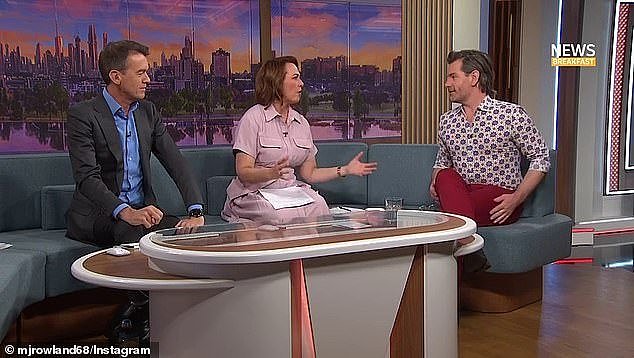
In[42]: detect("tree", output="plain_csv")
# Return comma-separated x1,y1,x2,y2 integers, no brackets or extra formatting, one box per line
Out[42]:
218,86,234,113
332,91,350,112
9,99,24,120
48,84,69,117
0,88,8,116
352,89,369,120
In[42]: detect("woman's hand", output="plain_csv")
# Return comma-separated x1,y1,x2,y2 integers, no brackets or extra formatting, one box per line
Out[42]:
270,156,293,180
342,152,378,177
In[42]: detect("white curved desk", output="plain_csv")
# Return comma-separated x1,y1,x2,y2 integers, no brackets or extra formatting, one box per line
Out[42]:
73,210,475,358
71,249,234,291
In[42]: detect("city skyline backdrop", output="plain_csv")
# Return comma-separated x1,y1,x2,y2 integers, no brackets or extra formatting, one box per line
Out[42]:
0,0,403,153
1,0,401,73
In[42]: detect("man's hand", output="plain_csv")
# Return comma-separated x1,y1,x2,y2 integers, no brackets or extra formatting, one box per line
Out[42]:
119,205,164,228
490,193,521,224
175,216,205,235
343,152,378,176
429,183,438,200
177,216,205,228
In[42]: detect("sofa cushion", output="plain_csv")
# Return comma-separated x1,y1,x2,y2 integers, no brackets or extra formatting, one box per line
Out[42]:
311,142,369,206
367,144,438,208
0,249,46,340
41,185,75,230
151,147,235,216
207,176,234,216
478,213,573,273
0,153,74,232
0,230,99,297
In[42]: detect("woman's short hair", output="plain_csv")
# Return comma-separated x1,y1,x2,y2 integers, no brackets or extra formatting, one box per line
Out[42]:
447,50,496,97
99,40,149,85
255,56,299,106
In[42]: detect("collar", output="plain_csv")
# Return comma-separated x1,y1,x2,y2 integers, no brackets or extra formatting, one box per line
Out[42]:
263,104,301,123
476,95,495,113
458,95,494,117
102,87,139,117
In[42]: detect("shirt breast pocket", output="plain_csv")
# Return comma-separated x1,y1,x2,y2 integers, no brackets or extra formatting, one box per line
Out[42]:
291,138,312,163
258,136,283,164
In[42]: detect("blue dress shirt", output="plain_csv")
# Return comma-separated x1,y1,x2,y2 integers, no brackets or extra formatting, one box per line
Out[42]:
102,88,202,219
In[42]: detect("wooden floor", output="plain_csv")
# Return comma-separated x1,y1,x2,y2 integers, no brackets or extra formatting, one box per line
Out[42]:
459,264,634,357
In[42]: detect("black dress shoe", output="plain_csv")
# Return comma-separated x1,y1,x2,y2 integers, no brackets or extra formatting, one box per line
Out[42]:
108,291,150,347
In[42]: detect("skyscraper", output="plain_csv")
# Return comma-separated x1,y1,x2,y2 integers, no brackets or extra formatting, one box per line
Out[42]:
102,32,108,49
87,24,98,70
54,35,63,63
54,12,63,64
392,56,402,87
182,36,192,59
35,43,42,71
74,36,81,75
15,46,21,73
212,48,231,84
68,43,75,74
161,51,167,67
180,36,193,81
81,49,87,74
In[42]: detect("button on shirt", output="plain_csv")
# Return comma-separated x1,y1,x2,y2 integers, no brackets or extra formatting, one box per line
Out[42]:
433,96,550,190
102,88,144,217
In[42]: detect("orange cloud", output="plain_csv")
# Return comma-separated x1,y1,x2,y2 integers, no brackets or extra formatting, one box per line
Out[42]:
279,12,344,36
130,15,190,34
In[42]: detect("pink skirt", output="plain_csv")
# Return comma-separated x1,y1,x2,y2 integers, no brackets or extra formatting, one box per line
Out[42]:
221,185,330,225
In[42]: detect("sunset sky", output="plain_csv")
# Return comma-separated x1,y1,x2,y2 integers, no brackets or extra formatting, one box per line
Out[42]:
0,0,401,73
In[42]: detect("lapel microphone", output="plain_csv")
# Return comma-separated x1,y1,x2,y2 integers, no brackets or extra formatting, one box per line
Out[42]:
282,131,288,137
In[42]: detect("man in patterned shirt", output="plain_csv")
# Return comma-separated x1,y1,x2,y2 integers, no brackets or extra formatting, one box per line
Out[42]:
430,50,550,247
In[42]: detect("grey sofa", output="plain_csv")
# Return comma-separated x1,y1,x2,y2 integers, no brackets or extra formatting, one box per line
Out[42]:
211,143,572,271
0,143,572,341
0,148,235,342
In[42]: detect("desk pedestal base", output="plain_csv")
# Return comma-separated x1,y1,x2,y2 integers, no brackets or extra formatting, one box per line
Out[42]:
149,243,456,357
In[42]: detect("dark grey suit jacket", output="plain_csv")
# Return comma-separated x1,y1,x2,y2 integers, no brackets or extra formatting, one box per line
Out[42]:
65,92,202,243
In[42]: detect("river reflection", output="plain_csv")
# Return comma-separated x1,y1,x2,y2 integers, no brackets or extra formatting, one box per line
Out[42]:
0,117,401,153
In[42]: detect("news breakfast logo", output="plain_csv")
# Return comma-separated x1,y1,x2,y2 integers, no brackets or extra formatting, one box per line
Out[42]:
551,43,597,67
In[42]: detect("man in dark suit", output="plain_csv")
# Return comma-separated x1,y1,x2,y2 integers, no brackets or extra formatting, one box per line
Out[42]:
66,40,204,247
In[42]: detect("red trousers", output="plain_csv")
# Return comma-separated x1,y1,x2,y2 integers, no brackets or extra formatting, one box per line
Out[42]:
435,168,522,227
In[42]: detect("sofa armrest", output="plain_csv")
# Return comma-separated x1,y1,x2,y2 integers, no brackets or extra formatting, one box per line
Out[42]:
520,150,557,217
206,176,234,216
41,185,75,230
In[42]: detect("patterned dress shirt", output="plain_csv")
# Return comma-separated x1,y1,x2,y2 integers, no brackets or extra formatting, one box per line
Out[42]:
433,96,550,190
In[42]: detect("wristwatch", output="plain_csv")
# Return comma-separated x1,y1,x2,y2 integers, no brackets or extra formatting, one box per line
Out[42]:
188,208,204,218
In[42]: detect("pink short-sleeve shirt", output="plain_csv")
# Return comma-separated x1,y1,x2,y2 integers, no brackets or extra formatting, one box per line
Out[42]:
226,104,318,200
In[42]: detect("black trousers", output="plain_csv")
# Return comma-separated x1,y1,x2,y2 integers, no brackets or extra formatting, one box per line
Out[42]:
92,207,179,247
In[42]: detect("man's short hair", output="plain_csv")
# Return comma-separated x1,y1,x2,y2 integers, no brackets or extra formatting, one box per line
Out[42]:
447,50,496,97
98,40,149,85
255,56,299,106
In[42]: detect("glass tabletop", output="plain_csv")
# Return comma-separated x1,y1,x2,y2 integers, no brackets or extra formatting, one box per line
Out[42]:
149,210,454,251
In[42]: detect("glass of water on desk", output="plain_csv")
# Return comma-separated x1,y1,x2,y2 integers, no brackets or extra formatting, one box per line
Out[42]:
385,196,403,222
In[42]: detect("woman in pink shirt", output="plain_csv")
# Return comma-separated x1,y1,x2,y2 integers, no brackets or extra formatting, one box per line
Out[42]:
222,56,377,224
